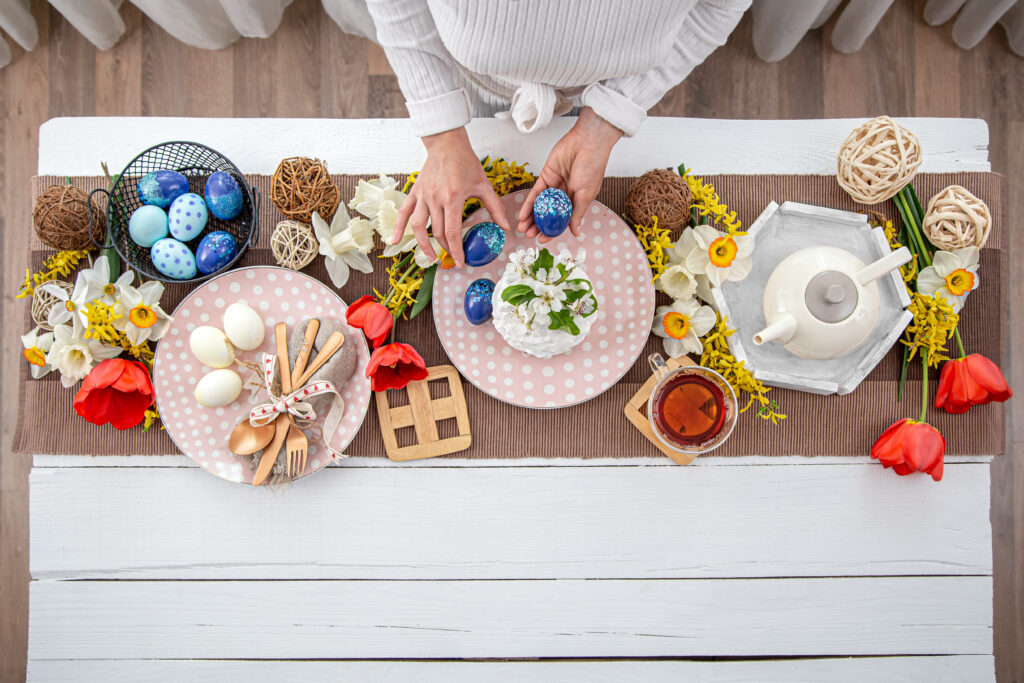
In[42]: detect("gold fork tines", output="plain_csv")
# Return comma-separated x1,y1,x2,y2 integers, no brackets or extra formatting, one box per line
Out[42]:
285,419,308,478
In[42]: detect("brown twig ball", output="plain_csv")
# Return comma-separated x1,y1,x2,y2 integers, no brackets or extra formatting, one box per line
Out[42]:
270,157,341,224
625,169,693,232
33,185,106,250
836,116,922,205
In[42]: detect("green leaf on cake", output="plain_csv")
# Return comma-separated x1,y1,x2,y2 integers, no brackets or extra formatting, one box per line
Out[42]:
500,283,536,306
531,248,554,276
548,309,581,336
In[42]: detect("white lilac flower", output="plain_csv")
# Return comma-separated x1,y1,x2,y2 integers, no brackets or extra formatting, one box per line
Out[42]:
527,267,565,300
21,327,54,379
508,247,538,279
916,246,980,313
527,287,566,316
312,210,374,288
652,297,716,358
112,280,173,345
675,224,755,287
81,254,134,304
46,323,121,388
348,173,407,220
657,263,698,301
556,248,586,274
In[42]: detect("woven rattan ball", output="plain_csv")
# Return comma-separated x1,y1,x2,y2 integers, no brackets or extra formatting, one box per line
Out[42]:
270,157,340,224
625,169,693,232
31,280,73,330
836,116,923,205
922,185,992,250
33,185,106,250
271,220,319,270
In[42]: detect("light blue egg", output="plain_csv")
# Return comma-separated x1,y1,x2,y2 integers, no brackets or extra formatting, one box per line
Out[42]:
204,171,243,220
150,237,197,280
168,193,208,241
128,205,169,248
195,231,239,275
137,170,190,209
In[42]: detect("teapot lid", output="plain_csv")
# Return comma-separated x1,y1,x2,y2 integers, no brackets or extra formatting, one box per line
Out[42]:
805,270,858,323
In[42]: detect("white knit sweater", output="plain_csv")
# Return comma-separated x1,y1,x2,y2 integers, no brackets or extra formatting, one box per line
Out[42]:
366,0,749,137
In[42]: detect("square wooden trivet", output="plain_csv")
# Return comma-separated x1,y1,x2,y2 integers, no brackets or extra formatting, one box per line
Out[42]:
375,364,472,461
623,356,698,466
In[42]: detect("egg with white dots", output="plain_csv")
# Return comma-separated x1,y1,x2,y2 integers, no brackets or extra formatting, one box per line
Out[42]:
168,192,208,241
150,237,197,280
532,188,572,237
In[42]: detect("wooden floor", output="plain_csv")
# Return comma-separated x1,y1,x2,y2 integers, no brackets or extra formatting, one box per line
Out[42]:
1,0,1021,680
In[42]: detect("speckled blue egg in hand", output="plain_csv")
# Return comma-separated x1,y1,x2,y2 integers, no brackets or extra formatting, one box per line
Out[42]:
462,221,505,267
128,205,169,248
195,231,239,275
151,237,197,280
533,187,573,238
204,171,243,220
464,278,495,325
168,192,208,242
137,170,190,209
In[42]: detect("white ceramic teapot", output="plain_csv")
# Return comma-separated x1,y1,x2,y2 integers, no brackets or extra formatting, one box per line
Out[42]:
753,245,911,360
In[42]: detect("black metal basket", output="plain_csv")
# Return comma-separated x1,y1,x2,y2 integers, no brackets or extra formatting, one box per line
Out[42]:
88,141,260,284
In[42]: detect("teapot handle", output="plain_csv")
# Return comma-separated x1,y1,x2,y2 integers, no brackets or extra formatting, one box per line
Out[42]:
856,246,911,286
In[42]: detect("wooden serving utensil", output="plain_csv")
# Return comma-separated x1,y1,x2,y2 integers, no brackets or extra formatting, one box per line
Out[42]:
285,323,319,477
227,418,276,456
253,323,292,486
294,331,345,387
291,319,320,388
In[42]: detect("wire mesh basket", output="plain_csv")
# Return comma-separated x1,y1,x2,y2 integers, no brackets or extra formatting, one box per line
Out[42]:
88,141,260,284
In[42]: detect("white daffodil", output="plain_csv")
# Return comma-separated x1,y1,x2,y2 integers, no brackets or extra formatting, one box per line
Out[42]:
112,280,173,345
46,323,121,388
39,262,107,333
658,263,698,301
81,254,134,304
374,199,419,256
652,297,716,358
348,173,407,220
414,236,444,268
675,224,755,287
917,246,980,313
21,327,54,379
312,210,374,288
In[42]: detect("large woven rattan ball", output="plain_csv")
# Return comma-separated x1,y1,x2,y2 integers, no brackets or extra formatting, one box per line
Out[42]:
836,116,922,205
33,185,106,250
271,219,319,270
31,280,73,330
625,169,693,232
270,157,340,224
922,184,992,250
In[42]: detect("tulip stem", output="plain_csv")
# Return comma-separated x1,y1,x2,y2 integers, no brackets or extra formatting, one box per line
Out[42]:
954,328,966,358
920,350,929,422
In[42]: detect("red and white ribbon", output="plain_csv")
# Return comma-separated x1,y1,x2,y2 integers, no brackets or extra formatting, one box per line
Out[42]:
249,353,338,427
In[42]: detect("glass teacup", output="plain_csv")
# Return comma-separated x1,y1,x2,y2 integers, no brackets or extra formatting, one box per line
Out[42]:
647,353,738,457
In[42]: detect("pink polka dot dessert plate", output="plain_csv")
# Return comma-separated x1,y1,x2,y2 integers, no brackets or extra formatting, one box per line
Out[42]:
433,190,656,409
153,266,371,484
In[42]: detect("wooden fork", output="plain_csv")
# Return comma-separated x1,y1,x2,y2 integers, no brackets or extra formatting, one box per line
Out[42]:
285,322,318,477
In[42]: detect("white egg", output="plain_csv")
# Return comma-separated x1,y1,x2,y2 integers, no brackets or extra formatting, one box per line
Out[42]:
189,326,234,368
222,302,265,350
194,369,242,408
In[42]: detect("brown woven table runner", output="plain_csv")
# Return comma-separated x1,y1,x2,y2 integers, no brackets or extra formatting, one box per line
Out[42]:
14,172,1006,458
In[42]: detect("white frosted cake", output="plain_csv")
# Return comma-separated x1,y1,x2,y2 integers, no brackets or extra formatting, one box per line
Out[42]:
491,247,599,359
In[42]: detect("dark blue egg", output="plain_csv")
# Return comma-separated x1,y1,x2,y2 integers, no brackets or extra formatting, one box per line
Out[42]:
464,278,495,325
150,237,197,280
462,222,505,267
137,170,190,209
204,171,243,220
533,188,572,237
195,230,239,275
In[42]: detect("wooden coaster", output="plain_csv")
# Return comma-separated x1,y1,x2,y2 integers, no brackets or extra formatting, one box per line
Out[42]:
375,365,472,461
623,356,698,466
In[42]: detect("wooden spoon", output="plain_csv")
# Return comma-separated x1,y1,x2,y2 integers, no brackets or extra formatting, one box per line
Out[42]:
253,323,292,486
294,331,345,387
227,418,276,456
291,319,320,388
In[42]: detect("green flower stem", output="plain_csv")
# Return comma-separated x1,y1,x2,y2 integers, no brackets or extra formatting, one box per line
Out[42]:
896,189,932,267
954,328,967,358
920,349,929,423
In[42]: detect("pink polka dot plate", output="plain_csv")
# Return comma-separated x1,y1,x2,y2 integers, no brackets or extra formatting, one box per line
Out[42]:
433,190,655,409
153,266,371,484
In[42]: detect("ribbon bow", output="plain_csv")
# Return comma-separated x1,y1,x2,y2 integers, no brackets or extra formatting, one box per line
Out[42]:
249,353,337,427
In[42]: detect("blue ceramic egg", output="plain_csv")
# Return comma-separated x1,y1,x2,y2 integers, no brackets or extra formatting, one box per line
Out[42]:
150,237,197,280
168,192,209,241
464,278,495,325
195,230,239,275
533,188,572,238
128,205,169,248
137,170,190,209
204,171,243,220
462,221,505,267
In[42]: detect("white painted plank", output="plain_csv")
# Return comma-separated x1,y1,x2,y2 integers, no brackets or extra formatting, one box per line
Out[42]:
38,116,989,177
30,464,992,580
25,656,997,683
27,577,993,659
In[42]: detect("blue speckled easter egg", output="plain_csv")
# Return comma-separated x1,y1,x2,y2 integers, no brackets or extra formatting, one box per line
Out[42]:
464,278,495,325
533,188,572,238
195,230,239,275
150,237,197,280
128,205,169,248
462,221,506,267
168,192,209,241
137,170,190,209
204,171,243,220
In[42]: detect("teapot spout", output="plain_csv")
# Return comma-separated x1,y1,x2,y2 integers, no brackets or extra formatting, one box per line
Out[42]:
856,246,911,286
753,313,797,347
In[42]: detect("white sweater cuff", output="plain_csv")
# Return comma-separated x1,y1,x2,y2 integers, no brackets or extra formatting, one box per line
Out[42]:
406,89,473,137
580,83,648,137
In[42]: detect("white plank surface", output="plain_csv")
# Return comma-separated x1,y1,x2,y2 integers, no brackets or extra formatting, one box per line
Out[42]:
30,464,992,580
26,656,997,683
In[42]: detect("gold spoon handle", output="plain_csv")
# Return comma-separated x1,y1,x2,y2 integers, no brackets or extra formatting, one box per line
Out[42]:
275,322,292,395
295,331,345,387
291,319,321,388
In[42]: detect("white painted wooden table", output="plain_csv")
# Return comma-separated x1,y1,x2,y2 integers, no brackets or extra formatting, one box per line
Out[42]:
29,116,996,682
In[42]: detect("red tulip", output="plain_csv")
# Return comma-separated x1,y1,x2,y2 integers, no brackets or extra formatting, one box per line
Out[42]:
935,353,1012,414
346,295,393,348
366,342,429,391
870,418,945,481
73,358,155,430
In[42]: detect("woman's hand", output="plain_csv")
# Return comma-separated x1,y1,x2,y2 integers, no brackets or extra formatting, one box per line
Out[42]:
393,126,510,267
517,107,623,242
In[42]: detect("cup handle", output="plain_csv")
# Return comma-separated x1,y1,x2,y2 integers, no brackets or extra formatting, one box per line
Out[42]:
648,353,670,378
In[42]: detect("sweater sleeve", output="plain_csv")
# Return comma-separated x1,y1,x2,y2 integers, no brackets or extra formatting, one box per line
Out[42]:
365,0,472,137
581,0,750,137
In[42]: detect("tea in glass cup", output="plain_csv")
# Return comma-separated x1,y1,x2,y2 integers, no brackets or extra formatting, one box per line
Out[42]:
646,354,738,456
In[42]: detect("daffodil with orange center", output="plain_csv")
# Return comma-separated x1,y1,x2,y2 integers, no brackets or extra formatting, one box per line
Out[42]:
652,297,716,357
21,327,54,379
113,281,173,345
674,224,755,287
916,246,980,313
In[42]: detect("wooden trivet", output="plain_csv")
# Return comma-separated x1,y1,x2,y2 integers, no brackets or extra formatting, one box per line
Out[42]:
375,365,472,461
623,356,698,466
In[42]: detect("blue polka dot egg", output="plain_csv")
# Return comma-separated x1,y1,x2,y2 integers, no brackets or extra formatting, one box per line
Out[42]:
464,278,495,325
150,238,197,280
462,221,505,267
204,171,243,220
137,170,190,209
532,188,572,237
195,231,239,275
168,193,208,241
